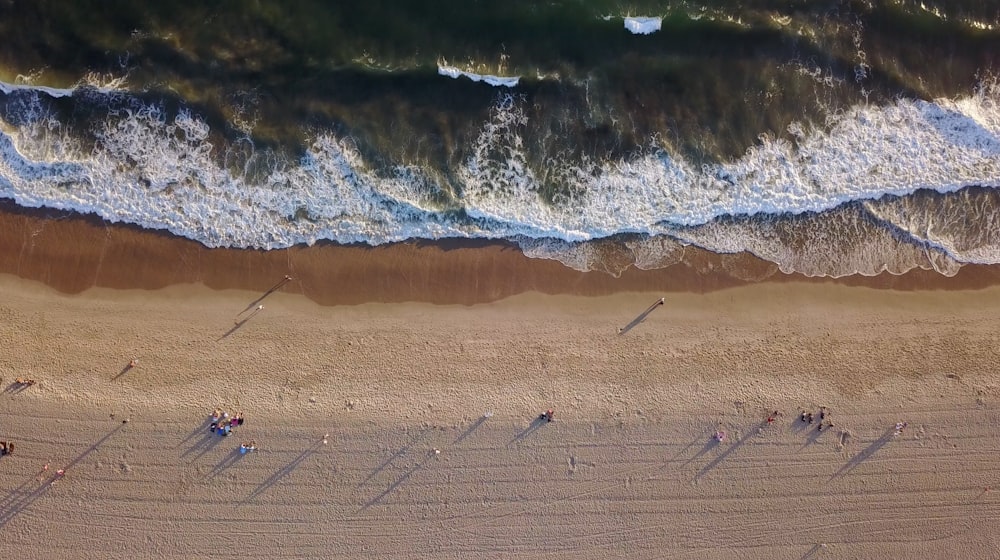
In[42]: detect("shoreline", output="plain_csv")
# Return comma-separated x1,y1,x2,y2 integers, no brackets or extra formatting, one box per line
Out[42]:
2,200,1000,306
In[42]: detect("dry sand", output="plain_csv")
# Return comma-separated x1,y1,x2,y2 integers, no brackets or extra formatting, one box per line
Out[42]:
1,268,1000,559
1,204,1000,558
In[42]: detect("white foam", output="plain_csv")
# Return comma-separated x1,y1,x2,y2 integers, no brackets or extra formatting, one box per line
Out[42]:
437,65,519,87
0,75,126,98
1,80,1000,276
664,214,963,278
624,17,662,35
0,81,75,98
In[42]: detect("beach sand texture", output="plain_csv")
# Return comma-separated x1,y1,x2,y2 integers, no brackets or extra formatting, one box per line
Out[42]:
1,210,1000,559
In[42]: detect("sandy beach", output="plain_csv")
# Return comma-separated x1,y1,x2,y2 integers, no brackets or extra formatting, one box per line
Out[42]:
1,208,1000,559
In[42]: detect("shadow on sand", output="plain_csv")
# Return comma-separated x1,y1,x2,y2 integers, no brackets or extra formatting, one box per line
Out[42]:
799,423,829,450
683,436,721,468
218,316,255,341
801,543,826,559
830,427,897,480
358,429,430,489
617,298,665,336
244,441,322,503
208,447,246,479
453,415,490,446
696,421,767,479
361,451,436,510
2,381,33,394
509,416,550,445
238,276,293,317
112,363,134,381
181,421,228,463
0,422,125,528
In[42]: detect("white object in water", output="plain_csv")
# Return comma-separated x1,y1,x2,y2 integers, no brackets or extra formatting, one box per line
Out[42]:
624,17,662,35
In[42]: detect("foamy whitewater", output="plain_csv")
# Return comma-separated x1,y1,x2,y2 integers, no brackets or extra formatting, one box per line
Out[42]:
1,79,1000,277
623,17,663,35
438,66,520,87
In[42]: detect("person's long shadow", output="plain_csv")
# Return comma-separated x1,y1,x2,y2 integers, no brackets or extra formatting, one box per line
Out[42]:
453,415,490,446
0,422,125,528
361,452,435,510
683,437,721,468
0,475,53,529
508,416,548,445
244,441,322,503
112,363,134,381
218,318,252,341
643,433,708,481
237,276,293,317
792,416,812,434
178,417,215,449
830,427,897,480
801,543,825,559
800,424,827,450
3,382,31,394
182,426,227,463
618,298,664,336
208,447,245,479
696,421,766,479
358,429,429,489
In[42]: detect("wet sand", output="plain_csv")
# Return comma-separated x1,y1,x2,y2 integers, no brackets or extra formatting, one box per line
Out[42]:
3,201,1000,306
0,203,999,558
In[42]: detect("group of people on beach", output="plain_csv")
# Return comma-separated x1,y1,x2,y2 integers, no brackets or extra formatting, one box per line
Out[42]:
210,409,245,437
800,406,834,432
209,409,258,454
894,421,908,436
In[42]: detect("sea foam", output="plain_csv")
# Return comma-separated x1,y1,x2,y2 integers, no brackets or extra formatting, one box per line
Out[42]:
437,65,519,87
623,17,662,35
1,80,999,277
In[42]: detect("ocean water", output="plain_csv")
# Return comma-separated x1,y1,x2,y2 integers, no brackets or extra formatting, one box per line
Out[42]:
0,0,998,278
